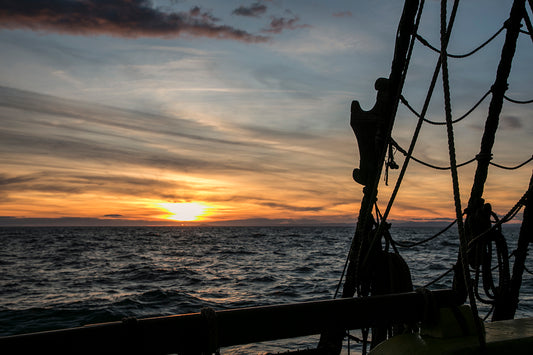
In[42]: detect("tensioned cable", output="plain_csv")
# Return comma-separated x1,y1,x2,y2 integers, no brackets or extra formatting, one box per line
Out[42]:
392,219,457,248
423,267,454,288
360,1,458,272
391,139,476,170
524,1,533,43
503,94,533,104
392,139,533,171
483,305,496,321
490,155,533,170
416,24,505,58
400,89,491,125
439,1,485,349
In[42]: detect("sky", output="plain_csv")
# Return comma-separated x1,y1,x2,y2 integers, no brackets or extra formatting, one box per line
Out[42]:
0,0,532,226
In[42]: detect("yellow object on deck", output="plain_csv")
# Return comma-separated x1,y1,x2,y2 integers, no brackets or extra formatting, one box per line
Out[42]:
370,307,533,354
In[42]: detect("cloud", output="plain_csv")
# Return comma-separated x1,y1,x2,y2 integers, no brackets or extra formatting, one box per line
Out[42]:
232,2,267,18
0,173,40,186
262,14,311,34
259,202,323,212
0,86,333,175
188,6,220,23
333,11,352,18
500,115,523,130
0,85,251,148
0,86,335,203
0,0,268,43
103,214,123,218
0,171,200,202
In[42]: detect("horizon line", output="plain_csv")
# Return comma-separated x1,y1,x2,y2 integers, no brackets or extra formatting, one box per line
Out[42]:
0,216,478,228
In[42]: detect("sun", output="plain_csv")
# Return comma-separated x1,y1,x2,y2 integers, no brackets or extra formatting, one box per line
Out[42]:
158,202,209,221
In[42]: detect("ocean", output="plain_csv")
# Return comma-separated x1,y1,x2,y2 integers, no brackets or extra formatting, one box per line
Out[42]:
1,225,531,354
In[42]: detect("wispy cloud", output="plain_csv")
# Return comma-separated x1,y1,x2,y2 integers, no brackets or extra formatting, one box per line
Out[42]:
0,0,268,42
333,11,352,18
0,86,345,203
259,201,324,212
232,2,268,18
0,171,198,201
500,115,523,130
262,13,311,34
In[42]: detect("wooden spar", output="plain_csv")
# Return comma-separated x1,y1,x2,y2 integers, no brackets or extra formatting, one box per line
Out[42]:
0,289,460,355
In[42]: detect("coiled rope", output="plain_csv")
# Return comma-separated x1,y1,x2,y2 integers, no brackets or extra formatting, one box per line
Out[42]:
467,188,529,249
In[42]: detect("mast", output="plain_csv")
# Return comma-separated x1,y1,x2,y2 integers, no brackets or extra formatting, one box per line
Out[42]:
460,0,526,321
343,0,419,301
318,0,420,353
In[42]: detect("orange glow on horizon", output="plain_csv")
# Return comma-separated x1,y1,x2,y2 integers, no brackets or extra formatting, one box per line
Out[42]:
157,202,210,221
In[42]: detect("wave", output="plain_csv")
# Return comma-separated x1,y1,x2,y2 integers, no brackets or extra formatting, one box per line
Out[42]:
0,289,211,336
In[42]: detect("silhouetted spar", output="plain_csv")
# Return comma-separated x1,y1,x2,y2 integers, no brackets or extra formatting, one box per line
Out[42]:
0,289,459,354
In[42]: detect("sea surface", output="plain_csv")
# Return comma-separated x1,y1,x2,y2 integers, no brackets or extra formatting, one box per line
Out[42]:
0,225,531,354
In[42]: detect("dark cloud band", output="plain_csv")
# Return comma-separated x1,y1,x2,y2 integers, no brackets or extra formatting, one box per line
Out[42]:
0,0,268,42
232,2,267,18
262,15,311,34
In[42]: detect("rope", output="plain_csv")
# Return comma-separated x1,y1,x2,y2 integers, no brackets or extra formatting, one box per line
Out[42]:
439,0,485,350
348,0,424,302
392,219,457,248
416,24,505,58
364,0,450,271
468,184,529,250
423,267,454,288
392,139,533,171
374,202,400,255
503,94,533,104
400,89,491,125
524,1,533,43
391,139,476,170
334,244,352,298
483,305,495,321
490,155,533,169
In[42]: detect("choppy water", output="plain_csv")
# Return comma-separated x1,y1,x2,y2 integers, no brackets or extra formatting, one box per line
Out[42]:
0,225,531,354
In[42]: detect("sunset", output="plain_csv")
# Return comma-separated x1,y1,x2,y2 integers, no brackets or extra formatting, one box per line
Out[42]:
0,1,531,227
1,1,533,354
158,202,210,221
